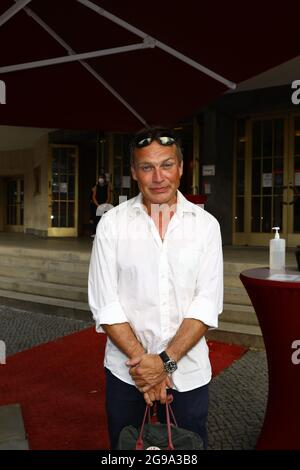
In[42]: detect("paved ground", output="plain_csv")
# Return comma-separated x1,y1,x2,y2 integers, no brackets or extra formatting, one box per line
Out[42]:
0,304,268,450
0,304,92,356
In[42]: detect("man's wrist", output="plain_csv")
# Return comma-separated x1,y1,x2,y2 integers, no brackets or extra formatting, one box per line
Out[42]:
128,347,146,359
165,348,179,363
159,351,178,374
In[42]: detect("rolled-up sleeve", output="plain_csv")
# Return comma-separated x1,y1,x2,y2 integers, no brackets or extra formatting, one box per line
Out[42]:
184,218,223,328
88,213,128,333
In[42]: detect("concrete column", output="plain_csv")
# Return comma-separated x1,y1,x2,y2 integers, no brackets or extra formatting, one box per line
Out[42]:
202,107,234,244
107,133,114,204
192,116,200,195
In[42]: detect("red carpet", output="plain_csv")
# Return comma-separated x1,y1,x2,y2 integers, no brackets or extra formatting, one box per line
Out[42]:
0,328,246,449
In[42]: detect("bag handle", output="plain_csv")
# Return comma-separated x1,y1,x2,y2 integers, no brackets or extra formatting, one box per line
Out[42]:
136,396,176,450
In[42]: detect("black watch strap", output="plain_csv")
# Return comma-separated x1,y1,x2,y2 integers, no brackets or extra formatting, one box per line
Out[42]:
159,351,171,364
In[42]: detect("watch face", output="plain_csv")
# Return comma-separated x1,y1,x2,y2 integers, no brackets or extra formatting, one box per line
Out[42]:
165,360,177,374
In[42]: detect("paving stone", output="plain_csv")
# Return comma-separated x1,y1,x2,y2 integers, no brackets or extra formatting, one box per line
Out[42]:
0,305,92,356
0,439,29,450
0,403,26,444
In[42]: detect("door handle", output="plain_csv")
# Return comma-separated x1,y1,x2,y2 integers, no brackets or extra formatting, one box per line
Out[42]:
282,185,298,204
283,199,295,205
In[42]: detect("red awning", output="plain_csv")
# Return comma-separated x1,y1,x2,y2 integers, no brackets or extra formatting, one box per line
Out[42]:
0,0,300,131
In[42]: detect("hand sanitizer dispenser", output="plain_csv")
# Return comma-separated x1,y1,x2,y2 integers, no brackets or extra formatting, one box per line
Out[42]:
269,227,285,271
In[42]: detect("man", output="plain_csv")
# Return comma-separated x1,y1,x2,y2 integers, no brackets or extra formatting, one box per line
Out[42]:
88,127,223,449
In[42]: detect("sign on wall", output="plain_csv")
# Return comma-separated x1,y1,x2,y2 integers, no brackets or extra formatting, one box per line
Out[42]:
202,165,215,176
262,173,272,188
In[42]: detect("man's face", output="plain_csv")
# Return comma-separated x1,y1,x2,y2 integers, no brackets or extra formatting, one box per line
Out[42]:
131,140,183,208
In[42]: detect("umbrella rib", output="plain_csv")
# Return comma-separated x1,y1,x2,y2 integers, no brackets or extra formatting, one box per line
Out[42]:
0,43,150,73
78,61,147,125
76,0,236,90
9,2,148,125
0,0,32,28
22,5,74,55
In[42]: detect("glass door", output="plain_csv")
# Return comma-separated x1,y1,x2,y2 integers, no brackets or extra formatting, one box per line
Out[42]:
48,145,78,237
286,115,300,246
5,177,24,232
233,115,300,247
248,117,287,245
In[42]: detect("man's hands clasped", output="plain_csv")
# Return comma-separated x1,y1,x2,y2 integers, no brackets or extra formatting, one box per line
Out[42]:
126,354,173,406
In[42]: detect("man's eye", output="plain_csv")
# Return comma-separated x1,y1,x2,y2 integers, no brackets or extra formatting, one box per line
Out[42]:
162,162,174,169
141,165,153,171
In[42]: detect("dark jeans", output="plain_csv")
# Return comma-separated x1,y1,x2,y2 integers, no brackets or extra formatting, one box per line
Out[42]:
105,368,209,450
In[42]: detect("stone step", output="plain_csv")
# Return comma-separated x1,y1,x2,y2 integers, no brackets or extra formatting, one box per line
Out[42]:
223,274,246,288
223,261,265,275
0,245,90,263
0,265,88,287
221,303,258,326
0,404,29,450
0,253,89,274
0,260,254,290
0,276,251,307
0,250,270,276
0,276,88,302
224,286,252,306
0,288,91,321
206,320,264,349
0,257,247,285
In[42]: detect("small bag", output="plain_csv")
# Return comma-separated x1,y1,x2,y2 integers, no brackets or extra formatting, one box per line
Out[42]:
117,401,204,450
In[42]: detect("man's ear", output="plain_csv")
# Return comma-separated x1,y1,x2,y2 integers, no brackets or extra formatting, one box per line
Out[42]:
179,160,183,177
131,165,137,181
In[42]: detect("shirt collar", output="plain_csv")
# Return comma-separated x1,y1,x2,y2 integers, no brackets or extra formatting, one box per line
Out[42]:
176,190,197,218
128,190,197,218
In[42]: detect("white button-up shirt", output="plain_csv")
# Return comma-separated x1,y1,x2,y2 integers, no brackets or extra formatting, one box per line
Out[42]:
88,191,223,392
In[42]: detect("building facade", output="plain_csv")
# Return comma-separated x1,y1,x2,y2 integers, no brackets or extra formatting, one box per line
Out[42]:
201,84,300,247
0,123,196,238
1,83,299,247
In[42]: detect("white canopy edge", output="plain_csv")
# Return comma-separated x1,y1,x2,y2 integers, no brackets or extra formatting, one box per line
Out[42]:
227,55,300,93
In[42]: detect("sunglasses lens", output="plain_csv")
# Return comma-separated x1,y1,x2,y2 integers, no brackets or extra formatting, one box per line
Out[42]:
136,137,152,147
134,131,176,149
159,136,176,145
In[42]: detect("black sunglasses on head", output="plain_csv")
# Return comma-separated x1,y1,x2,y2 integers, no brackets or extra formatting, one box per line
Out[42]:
133,129,177,149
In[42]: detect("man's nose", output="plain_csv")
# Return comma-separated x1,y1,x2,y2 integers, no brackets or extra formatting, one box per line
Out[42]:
152,167,164,183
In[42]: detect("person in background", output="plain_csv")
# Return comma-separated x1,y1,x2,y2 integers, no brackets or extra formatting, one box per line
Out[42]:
90,173,111,237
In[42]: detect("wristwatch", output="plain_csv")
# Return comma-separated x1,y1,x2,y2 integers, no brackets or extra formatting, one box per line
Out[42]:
159,351,178,374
